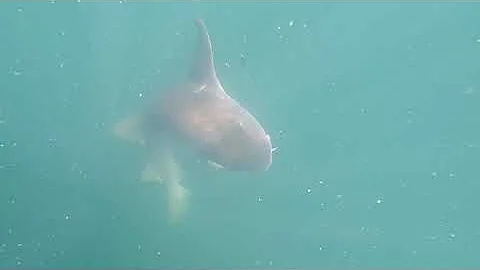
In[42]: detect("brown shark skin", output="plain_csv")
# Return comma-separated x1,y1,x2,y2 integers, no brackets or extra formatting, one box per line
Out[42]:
147,19,272,172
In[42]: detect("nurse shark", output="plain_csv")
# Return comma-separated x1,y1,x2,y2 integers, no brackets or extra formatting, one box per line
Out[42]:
114,19,273,223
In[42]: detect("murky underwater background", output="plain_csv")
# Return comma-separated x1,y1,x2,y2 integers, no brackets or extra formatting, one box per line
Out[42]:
1,1,480,268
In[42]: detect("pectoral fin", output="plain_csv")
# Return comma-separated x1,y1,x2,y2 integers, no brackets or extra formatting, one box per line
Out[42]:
141,162,164,184
113,114,147,146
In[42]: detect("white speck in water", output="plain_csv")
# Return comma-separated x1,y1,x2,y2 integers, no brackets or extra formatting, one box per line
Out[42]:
59,62,64,68
240,53,246,62
289,20,295,27
319,202,327,210
376,198,383,204
342,250,352,259
336,194,342,199
8,196,15,204
48,234,56,242
449,172,455,179
59,31,65,36
476,38,480,43
319,245,324,251
464,87,474,95
268,260,273,266
0,143,4,148
431,171,438,178
306,188,312,194
64,213,71,220
156,251,161,257
224,60,231,68
17,7,23,12
138,92,143,98
15,257,22,266
17,243,23,248
276,26,281,31
34,241,41,252
137,243,142,251
303,23,308,28
447,228,457,240
257,195,264,203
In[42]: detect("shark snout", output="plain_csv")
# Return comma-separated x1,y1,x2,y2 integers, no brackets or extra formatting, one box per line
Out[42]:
249,133,273,172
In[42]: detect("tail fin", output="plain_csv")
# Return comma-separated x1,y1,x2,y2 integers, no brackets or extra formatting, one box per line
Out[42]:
163,152,190,224
141,149,190,224
166,180,190,224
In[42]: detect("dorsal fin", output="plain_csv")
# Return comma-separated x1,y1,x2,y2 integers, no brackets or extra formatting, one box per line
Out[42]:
189,19,217,85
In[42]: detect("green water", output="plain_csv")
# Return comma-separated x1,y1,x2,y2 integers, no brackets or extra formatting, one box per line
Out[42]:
1,1,480,268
